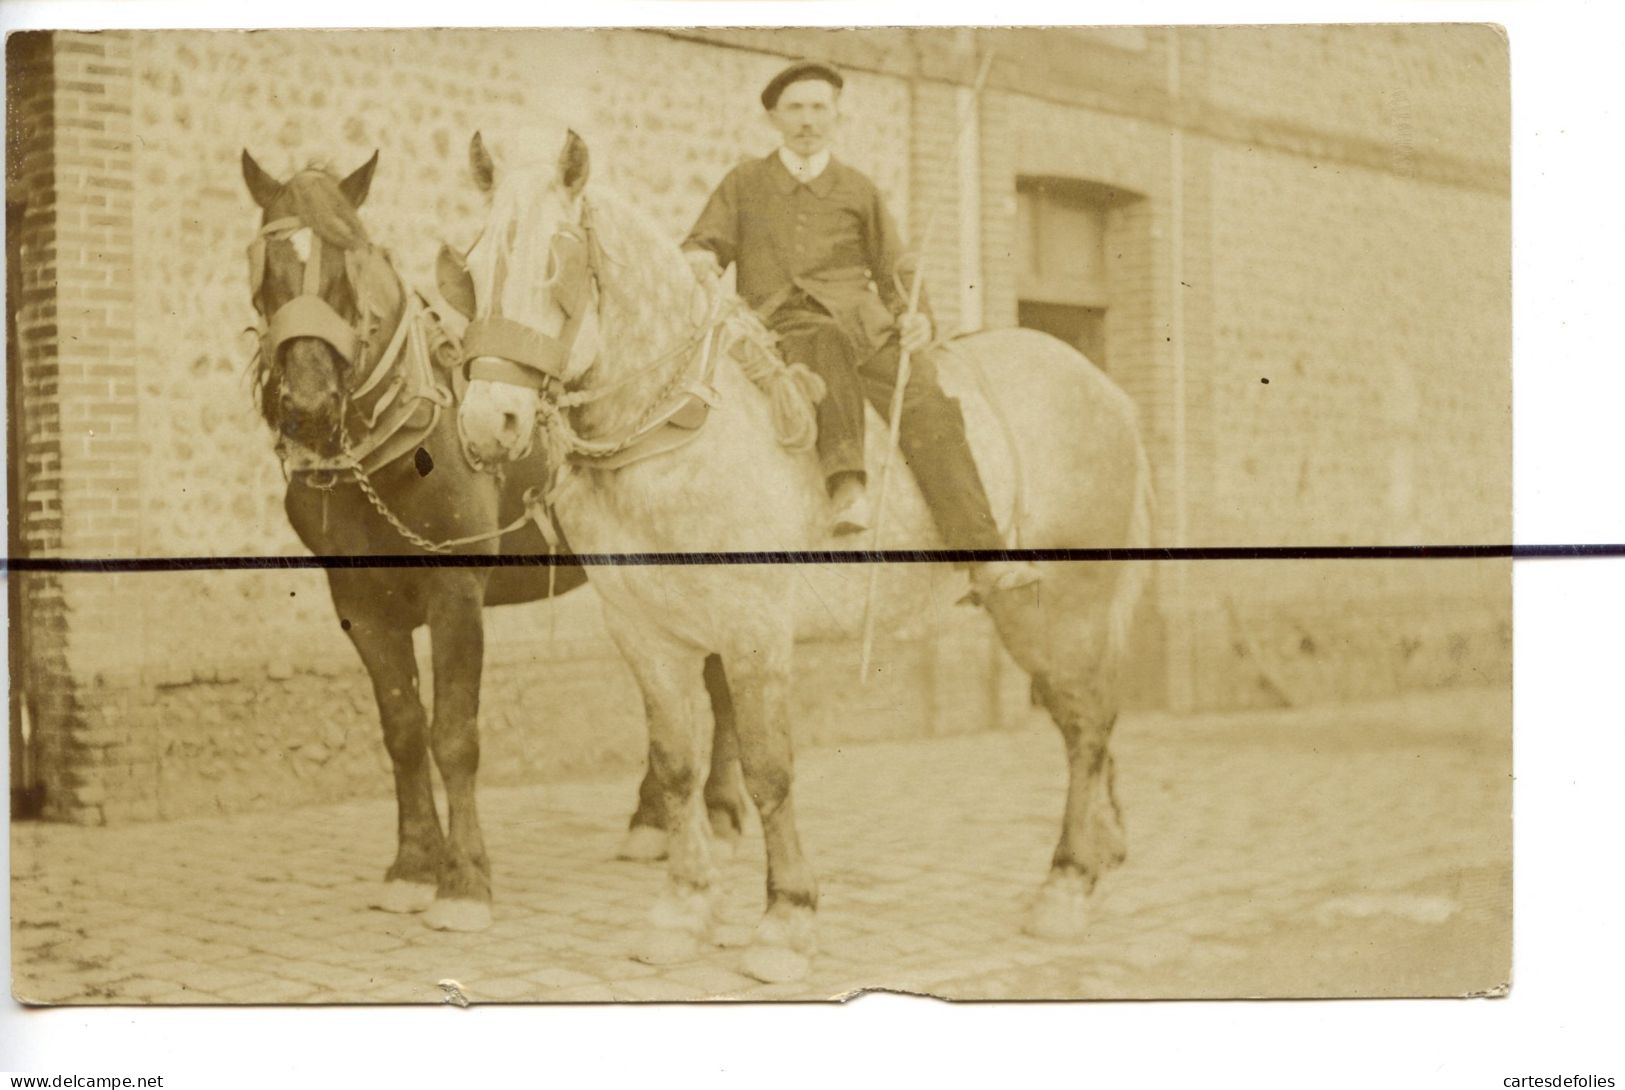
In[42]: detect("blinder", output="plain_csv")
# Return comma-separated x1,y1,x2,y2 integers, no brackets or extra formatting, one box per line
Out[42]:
437,241,477,320
459,219,599,387
247,215,367,375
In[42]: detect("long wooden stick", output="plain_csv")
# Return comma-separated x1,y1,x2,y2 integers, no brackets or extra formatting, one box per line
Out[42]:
858,50,997,683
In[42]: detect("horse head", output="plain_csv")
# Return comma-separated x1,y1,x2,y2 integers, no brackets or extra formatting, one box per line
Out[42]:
241,149,403,458
453,128,599,467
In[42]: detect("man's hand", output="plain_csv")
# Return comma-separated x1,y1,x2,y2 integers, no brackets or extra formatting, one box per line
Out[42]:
684,248,723,284
898,312,933,354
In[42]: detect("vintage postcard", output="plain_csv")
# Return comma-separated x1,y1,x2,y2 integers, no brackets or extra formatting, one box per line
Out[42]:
6,24,1509,1003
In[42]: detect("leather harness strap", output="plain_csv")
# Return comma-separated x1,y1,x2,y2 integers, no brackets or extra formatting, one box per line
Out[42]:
265,295,361,366
276,292,453,478
248,210,452,478
463,317,568,387
251,217,368,374
460,218,597,382
568,387,712,471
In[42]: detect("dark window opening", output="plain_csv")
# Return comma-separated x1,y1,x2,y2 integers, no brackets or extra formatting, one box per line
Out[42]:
1018,301,1107,367
1016,176,1122,371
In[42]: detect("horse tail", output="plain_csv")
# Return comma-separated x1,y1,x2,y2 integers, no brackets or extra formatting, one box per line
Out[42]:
1105,433,1155,672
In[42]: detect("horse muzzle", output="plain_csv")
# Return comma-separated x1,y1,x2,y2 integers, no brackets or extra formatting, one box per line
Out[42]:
458,375,538,465
277,394,345,457
273,339,348,454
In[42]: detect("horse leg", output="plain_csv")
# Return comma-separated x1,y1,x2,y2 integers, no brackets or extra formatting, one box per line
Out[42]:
617,653,743,863
618,762,672,863
727,645,818,984
1026,674,1126,940
702,652,748,861
984,585,1128,940
603,615,718,965
421,575,494,932
338,598,445,915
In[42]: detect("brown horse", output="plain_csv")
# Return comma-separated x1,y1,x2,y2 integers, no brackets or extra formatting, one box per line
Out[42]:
239,150,747,930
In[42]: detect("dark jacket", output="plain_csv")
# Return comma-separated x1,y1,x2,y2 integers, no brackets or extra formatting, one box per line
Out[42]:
682,152,927,355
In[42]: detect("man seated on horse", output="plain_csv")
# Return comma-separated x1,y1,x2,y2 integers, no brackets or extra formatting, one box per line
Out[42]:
682,59,1038,597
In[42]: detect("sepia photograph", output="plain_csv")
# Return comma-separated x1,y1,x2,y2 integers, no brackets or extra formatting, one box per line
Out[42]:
6,21,1513,1009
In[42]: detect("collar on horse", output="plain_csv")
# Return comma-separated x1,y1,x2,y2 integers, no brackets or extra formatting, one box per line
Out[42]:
248,215,453,478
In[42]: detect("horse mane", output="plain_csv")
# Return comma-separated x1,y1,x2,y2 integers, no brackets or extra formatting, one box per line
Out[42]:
583,190,696,328
572,190,717,436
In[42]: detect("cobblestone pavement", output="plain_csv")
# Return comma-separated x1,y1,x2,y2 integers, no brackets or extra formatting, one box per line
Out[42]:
10,688,1510,1003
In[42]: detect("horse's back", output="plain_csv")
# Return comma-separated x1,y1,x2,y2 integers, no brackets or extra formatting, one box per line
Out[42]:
921,327,1144,549
791,327,1148,639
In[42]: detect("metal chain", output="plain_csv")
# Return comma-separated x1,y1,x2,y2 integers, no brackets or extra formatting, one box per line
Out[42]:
333,369,530,554
542,315,722,461
349,462,532,554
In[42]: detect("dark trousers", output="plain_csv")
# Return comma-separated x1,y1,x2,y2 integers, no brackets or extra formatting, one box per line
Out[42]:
770,305,1004,552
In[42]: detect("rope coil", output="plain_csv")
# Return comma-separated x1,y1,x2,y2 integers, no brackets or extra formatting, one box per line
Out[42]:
719,296,826,452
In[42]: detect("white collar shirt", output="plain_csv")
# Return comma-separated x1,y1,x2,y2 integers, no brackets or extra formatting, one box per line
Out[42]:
777,146,832,186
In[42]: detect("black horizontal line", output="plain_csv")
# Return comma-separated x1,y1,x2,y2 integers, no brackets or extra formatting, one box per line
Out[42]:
1,544,1621,575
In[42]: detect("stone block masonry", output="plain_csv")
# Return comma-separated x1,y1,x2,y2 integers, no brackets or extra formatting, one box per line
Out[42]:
8,27,1510,821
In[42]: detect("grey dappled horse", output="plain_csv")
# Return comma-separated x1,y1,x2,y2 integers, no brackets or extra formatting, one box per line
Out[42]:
450,129,1152,981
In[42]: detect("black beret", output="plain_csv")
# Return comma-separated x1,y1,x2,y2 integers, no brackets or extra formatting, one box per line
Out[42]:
761,60,844,109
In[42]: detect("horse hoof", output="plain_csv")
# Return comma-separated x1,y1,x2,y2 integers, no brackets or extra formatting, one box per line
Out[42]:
636,927,701,966
424,898,493,932
1025,873,1092,942
617,825,669,862
741,944,811,984
370,879,436,915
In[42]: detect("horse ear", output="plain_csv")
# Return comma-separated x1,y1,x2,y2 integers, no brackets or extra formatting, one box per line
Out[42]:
469,132,495,194
339,150,379,208
436,242,477,320
559,129,589,197
241,149,282,209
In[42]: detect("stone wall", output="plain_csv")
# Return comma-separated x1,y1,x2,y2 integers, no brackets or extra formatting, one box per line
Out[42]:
1179,26,1510,705
8,26,1511,821
970,25,1509,709
9,28,933,823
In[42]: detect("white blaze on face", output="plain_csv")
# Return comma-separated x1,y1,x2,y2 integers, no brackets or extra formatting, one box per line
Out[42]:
288,227,314,264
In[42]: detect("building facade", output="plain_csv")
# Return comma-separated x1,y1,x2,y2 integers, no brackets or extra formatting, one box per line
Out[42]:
6,26,1511,822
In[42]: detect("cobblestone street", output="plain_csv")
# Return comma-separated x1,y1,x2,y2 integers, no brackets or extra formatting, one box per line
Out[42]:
9,688,1510,1003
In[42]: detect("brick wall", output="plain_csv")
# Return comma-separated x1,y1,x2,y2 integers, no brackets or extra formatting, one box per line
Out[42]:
968,26,1509,709
10,26,1511,820
9,31,152,820
8,31,60,812
1200,24,1509,184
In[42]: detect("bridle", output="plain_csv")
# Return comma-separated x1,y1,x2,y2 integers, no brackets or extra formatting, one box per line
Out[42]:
247,213,447,477
249,215,367,390
431,191,825,555
460,216,600,393
442,200,728,464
